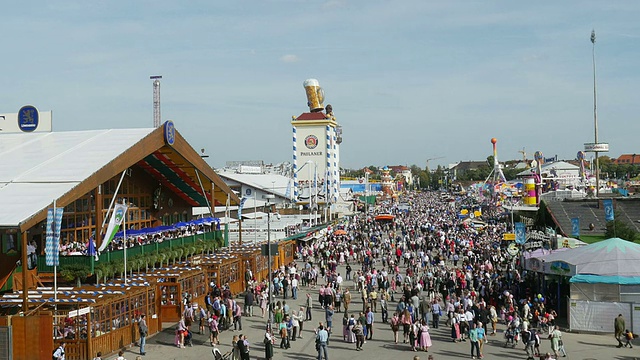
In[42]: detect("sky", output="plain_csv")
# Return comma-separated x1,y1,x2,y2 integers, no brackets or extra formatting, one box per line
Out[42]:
2,1,639,170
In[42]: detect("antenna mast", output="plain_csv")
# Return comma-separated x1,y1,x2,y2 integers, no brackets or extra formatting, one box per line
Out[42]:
150,75,162,127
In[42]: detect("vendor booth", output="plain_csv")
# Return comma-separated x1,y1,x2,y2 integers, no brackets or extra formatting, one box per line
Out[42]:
199,254,244,295
0,282,159,360
528,238,640,333
278,240,296,268
139,267,206,323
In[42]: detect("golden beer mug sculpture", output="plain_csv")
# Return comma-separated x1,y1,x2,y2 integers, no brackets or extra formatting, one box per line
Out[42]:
303,78,325,112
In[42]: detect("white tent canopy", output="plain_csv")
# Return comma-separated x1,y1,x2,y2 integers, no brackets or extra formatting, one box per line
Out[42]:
532,237,640,284
0,129,155,227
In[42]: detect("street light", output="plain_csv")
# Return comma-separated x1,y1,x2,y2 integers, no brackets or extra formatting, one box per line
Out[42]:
591,29,601,198
263,194,276,324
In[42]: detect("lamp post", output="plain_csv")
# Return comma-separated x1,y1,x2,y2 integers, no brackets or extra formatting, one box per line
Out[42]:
254,193,258,244
591,29,600,198
264,194,275,324
364,171,369,216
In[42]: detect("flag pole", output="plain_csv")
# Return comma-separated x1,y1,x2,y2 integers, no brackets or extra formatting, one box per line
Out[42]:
98,170,127,250
254,195,258,244
90,243,95,275
123,200,128,285
53,199,58,311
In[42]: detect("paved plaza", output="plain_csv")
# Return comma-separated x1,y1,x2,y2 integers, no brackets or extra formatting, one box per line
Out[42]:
107,261,640,360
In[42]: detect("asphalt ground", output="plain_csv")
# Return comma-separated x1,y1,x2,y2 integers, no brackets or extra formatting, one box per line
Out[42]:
107,260,640,360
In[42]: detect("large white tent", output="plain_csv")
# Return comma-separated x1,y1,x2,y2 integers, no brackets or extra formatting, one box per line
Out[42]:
530,238,640,333
531,237,640,284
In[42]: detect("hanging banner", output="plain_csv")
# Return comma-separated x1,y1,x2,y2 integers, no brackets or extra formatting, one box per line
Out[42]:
98,203,128,252
45,207,64,266
515,222,526,245
237,196,249,220
571,218,580,237
603,199,614,222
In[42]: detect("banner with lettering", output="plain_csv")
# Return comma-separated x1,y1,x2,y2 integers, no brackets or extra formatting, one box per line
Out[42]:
515,222,526,245
603,199,614,222
571,218,580,237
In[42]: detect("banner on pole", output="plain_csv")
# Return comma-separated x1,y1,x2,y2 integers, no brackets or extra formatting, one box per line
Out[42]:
571,218,580,237
603,199,614,222
98,203,128,252
238,196,248,220
45,207,64,266
515,222,526,245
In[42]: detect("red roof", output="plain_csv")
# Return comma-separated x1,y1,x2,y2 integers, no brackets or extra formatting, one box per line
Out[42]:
295,112,328,120
614,154,640,165
389,165,410,172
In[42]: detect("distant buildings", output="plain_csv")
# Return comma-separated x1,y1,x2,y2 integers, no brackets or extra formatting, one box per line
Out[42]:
613,154,640,165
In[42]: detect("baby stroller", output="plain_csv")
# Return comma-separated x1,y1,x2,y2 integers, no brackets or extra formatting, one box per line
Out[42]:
212,347,232,360
184,330,194,347
504,327,518,348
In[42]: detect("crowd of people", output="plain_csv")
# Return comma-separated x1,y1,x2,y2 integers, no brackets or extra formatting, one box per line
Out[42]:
100,189,615,360
58,222,216,256
287,190,568,360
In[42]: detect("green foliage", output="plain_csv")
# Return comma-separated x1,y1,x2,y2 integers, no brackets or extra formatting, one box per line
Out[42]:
60,263,91,287
111,261,124,278
606,214,639,242
578,234,606,244
536,201,549,228
95,262,114,284
600,155,640,180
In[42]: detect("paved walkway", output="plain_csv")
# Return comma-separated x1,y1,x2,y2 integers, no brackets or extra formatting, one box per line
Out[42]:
107,260,640,360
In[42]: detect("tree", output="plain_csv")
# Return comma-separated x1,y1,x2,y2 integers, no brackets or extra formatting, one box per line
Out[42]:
60,263,91,287
606,213,639,242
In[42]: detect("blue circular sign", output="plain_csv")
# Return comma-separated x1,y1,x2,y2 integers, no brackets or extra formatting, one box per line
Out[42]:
18,105,39,132
164,120,175,145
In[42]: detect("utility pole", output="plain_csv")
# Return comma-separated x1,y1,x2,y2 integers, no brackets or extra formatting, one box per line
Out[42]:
591,30,600,198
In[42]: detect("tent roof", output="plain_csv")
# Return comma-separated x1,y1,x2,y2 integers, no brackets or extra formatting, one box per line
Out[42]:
516,160,579,176
0,128,154,228
570,274,640,285
217,172,292,199
0,125,239,230
538,237,640,278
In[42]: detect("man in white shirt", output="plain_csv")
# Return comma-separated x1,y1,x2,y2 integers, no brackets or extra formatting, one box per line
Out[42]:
291,276,299,300
53,343,66,360
336,274,343,290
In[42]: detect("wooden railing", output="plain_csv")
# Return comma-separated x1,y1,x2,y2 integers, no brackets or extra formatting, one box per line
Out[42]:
37,231,222,272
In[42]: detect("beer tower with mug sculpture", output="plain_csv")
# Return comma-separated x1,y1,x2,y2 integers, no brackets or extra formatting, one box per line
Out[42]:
291,79,341,218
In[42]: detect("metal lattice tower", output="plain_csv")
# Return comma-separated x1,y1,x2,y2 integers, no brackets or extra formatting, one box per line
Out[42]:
150,75,162,127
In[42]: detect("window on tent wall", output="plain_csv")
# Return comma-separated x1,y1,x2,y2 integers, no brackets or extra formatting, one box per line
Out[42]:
60,175,156,248
100,178,153,231
61,192,94,247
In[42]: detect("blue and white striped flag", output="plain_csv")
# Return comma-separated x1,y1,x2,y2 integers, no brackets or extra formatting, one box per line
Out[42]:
285,179,292,201
45,207,64,266
238,196,249,220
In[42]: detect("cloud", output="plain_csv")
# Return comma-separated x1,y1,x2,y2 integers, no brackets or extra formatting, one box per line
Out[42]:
322,0,347,11
281,54,300,63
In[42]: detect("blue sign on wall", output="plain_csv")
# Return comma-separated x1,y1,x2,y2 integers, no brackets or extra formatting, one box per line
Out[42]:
18,105,39,132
